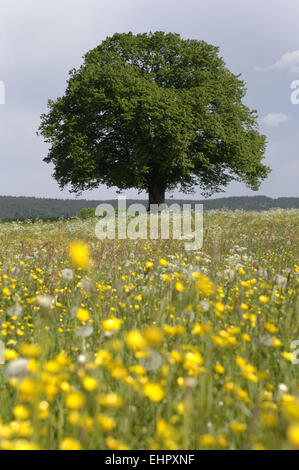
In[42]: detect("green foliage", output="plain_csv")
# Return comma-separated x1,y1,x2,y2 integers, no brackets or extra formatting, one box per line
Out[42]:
76,207,96,219
39,32,270,204
0,196,299,220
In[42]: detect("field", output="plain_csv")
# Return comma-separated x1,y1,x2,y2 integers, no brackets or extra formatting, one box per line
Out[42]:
0,209,298,450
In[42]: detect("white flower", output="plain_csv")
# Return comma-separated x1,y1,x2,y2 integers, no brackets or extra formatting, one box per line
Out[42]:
75,324,94,338
187,265,201,279
223,269,234,279
235,263,245,270
182,309,195,321
139,351,162,372
61,268,74,281
77,278,92,290
276,275,287,287
7,304,23,317
36,295,54,309
185,377,197,388
78,354,87,364
259,335,273,346
198,300,210,312
278,383,288,393
5,358,29,377
258,267,268,278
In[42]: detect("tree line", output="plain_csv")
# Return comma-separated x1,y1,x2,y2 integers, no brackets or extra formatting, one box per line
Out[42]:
0,195,298,221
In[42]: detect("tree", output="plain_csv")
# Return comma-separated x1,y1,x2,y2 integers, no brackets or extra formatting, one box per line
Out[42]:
39,31,270,206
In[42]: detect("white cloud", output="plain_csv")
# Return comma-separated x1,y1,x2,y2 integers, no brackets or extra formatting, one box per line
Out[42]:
255,50,299,73
262,113,289,127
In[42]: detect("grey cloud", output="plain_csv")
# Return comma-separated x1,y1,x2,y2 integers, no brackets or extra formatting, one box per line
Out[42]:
0,0,298,199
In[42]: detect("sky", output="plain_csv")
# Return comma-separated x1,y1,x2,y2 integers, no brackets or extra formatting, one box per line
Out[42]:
0,0,298,200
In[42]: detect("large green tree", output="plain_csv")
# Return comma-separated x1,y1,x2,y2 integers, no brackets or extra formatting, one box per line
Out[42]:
39,31,270,206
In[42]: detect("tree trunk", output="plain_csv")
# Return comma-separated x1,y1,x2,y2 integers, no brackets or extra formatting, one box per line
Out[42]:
148,179,166,211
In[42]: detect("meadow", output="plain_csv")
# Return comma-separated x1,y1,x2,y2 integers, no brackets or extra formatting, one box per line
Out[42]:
0,209,298,450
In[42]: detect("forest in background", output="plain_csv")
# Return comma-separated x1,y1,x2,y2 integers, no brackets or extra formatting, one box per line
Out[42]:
0,195,298,220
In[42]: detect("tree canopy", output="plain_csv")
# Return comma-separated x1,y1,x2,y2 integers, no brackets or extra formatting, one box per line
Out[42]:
39,31,270,205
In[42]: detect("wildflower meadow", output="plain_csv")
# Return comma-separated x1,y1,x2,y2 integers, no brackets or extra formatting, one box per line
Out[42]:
0,209,298,450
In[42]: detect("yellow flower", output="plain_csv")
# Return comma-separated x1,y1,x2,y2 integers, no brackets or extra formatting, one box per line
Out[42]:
82,376,98,392
19,343,42,358
215,302,225,312
38,401,50,420
192,323,211,336
125,330,147,350
236,387,250,404
76,308,90,322
195,274,214,296
97,414,116,432
252,443,265,450
19,378,37,402
198,434,215,447
261,412,278,428
272,337,282,347
13,405,30,420
235,356,246,367
230,422,247,433
259,295,269,303
95,349,112,366
281,394,295,404
236,357,258,382
98,393,123,408
59,438,82,450
44,360,61,373
184,352,204,373
287,423,299,449
281,352,294,362
177,401,185,415
217,435,228,448
69,241,90,269
175,280,184,292
156,419,176,441
4,349,19,361
214,363,225,375
241,333,251,342
281,398,299,420
9,440,40,450
17,421,33,437
102,317,123,333
2,288,11,297
159,258,169,267
145,261,154,269
65,392,85,410
143,326,164,347
106,436,130,450
264,322,278,334
144,383,165,403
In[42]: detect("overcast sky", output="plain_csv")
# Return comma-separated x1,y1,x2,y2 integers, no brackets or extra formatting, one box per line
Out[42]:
0,0,298,200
